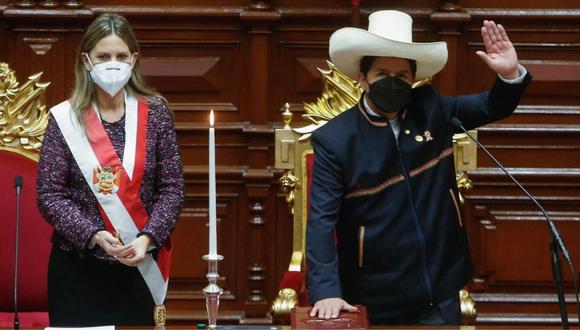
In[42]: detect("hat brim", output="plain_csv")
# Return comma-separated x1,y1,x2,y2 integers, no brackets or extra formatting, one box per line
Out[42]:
329,27,448,81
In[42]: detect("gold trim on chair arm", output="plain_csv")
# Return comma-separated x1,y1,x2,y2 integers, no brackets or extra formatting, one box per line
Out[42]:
453,130,477,172
456,171,474,205
279,170,300,215
459,289,478,324
272,288,299,315
289,251,303,272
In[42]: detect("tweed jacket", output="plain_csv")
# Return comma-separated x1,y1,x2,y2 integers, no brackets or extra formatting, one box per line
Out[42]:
37,96,185,262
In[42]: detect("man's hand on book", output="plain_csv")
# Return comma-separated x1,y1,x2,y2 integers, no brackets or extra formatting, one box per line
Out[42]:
310,297,358,319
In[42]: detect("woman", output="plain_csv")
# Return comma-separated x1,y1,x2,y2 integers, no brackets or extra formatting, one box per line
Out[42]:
37,13,184,326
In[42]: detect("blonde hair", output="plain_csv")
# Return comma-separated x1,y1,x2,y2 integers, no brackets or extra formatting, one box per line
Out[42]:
71,13,166,127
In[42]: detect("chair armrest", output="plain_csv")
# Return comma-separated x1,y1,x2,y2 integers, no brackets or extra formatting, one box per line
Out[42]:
272,271,304,315
460,288,477,325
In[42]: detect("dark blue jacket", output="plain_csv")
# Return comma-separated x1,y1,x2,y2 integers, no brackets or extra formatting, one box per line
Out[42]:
306,74,532,321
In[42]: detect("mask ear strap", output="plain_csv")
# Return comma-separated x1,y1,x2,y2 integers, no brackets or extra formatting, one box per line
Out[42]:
129,54,136,69
84,53,95,70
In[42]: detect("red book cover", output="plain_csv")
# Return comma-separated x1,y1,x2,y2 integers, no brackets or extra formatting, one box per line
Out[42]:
291,305,369,329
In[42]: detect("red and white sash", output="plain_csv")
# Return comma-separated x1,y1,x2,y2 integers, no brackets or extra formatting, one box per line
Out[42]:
50,94,171,306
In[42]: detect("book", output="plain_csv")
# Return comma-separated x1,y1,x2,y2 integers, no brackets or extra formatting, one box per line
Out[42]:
291,305,369,329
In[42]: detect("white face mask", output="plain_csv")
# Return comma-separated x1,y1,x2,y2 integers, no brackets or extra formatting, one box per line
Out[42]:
86,54,133,97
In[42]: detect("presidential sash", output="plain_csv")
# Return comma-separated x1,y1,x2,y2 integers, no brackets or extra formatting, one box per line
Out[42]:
50,94,172,313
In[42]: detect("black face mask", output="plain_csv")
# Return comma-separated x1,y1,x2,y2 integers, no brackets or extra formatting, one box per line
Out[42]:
366,76,412,115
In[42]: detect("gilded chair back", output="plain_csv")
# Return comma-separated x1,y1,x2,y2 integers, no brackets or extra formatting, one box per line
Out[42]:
0,62,52,327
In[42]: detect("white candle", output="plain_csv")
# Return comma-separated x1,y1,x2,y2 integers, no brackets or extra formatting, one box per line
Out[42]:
209,110,217,256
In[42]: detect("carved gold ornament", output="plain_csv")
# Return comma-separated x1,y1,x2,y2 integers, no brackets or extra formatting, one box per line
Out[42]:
279,170,300,214
459,289,477,323
294,61,363,140
271,288,299,315
0,62,51,161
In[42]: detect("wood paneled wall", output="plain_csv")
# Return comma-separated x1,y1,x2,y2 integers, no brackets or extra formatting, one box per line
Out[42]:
1,0,579,325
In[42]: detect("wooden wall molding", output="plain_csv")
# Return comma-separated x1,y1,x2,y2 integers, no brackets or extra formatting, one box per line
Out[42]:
141,56,225,91
489,210,580,223
172,103,239,113
468,167,580,183
520,60,580,82
516,105,580,115
479,124,580,135
2,3,580,19
2,6,243,19
464,198,579,287
22,36,58,55
2,1,579,324
466,8,580,19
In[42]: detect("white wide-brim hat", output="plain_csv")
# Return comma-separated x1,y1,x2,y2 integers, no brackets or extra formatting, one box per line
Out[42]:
329,10,448,81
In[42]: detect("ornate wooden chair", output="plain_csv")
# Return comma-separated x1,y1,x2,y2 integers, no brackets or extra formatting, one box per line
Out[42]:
0,62,52,328
272,61,477,323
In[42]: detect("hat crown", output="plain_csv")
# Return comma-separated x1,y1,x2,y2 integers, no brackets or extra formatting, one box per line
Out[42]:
367,10,413,43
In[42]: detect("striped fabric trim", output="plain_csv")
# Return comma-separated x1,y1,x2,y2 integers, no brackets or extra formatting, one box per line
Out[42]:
449,188,463,227
409,147,454,177
358,226,365,268
345,174,405,199
358,103,389,127
345,146,454,199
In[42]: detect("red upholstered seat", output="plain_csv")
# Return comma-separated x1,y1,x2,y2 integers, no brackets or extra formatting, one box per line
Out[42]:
0,151,52,328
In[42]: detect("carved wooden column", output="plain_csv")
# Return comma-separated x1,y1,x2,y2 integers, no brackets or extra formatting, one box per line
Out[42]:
240,0,280,318
242,168,275,318
245,185,270,303
430,3,470,95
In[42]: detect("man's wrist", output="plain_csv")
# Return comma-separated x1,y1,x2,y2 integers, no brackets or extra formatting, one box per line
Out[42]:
499,64,527,84
503,67,520,80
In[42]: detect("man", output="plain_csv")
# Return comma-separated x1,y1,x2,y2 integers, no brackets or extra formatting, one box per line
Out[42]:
306,10,531,325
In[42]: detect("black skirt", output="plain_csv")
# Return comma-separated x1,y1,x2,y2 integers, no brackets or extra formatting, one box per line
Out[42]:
47,246,155,326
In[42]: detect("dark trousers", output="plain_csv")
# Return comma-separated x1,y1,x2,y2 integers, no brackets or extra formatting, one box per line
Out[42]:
48,247,155,326
371,294,462,325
